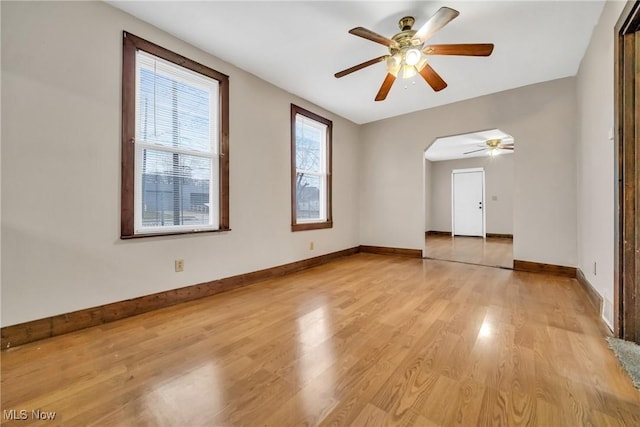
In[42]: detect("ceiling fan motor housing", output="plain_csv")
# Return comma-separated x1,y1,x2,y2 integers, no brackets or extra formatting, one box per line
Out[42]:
398,16,415,31
390,17,425,62
390,17,424,56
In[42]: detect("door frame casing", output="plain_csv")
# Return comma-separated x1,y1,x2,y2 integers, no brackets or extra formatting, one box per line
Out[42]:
451,167,486,238
614,0,640,341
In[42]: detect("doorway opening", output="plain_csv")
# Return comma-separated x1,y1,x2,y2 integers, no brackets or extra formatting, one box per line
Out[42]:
423,129,514,269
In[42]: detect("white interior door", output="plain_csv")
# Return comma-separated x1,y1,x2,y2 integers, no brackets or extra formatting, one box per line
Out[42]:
452,169,485,237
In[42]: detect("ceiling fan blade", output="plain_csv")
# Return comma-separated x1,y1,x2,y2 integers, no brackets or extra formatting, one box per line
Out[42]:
413,7,460,43
499,146,515,150
464,148,487,155
419,64,447,92
375,73,396,101
349,27,398,48
423,43,494,57
335,55,390,78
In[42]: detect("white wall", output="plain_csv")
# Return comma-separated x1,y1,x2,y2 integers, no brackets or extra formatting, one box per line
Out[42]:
361,77,578,266
427,154,514,235
576,0,626,328
0,1,361,326
423,158,432,231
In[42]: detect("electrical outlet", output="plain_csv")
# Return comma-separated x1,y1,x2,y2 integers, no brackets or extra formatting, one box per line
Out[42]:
175,259,184,272
309,241,314,250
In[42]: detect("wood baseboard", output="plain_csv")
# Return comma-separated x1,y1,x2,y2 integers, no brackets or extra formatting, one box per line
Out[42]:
576,268,604,315
426,230,451,236
1,247,359,350
359,245,423,258
513,259,577,278
486,233,513,239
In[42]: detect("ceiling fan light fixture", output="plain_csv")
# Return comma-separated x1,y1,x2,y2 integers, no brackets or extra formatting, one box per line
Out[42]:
400,64,417,79
388,49,427,79
486,138,501,148
405,48,421,66
386,54,401,77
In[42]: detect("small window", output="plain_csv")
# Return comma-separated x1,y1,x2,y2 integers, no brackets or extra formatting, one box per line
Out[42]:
291,104,332,231
121,32,229,238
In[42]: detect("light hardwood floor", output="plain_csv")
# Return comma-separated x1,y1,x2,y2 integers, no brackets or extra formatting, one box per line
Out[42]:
2,253,639,426
426,234,513,269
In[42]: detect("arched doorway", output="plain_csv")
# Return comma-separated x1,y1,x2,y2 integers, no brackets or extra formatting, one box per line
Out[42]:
423,129,514,269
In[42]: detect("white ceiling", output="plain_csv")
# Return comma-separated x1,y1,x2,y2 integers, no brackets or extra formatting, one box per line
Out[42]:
425,128,513,161
109,1,605,125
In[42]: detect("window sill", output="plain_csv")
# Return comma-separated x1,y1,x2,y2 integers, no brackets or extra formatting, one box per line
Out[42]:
121,228,231,239
291,221,333,232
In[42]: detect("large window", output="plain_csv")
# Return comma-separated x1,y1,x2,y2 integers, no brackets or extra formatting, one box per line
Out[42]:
121,32,229,238
291,104,332,231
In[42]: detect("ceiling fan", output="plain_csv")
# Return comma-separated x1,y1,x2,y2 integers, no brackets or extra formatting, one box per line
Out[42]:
464,138,514,156
335,6,494,101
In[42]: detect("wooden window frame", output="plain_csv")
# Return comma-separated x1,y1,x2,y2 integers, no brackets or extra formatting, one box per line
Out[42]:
290,104,333,232
121,32,229,239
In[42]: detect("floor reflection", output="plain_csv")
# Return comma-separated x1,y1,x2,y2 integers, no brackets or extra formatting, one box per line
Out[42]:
425,234,513,268
145,363,222,424
296,305,336,415
478,320,493,339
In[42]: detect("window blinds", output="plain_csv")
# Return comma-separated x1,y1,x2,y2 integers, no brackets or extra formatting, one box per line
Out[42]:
134,50,220,232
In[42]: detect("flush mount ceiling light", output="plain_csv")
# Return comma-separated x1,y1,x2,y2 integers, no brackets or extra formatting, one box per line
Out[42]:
335,7,494,101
